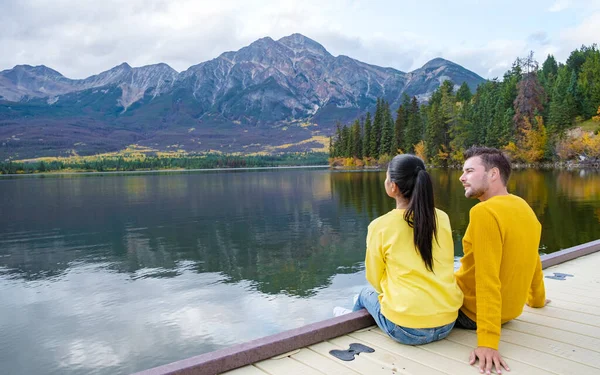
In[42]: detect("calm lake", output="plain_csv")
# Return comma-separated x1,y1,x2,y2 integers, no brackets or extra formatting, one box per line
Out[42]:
1,168,599,374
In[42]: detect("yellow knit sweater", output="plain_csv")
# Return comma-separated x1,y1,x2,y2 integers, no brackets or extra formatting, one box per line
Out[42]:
455,194,546,349
365,208,464,329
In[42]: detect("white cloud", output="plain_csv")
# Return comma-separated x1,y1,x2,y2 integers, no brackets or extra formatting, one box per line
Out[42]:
0,0,598,80
559,12,600,50
548,0,571,12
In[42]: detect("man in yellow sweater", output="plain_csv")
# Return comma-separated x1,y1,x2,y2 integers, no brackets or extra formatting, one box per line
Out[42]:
455,147,547,375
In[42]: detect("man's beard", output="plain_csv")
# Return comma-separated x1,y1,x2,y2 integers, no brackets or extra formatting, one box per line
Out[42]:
465,187,485,199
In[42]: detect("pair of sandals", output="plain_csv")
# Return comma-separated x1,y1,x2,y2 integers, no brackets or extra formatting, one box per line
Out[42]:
329,343,375,361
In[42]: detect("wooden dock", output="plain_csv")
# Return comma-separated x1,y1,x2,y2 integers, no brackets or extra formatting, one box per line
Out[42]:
224,250,600,375
133,240,600,375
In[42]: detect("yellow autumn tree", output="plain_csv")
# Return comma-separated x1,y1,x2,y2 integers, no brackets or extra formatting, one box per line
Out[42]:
436,144,450,165
522,116,548,163
449,148,465,165
414,141,427,162
504,116,548,163
593,105,600,122
556,131,600,160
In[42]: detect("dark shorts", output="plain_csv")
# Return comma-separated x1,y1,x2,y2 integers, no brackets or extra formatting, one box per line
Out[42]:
454,309,477,330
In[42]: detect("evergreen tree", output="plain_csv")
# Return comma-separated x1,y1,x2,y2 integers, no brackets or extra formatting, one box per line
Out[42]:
456,82,472,103
539,54,558,93
449,100,474,153
577,49,600,118
405,96,422,153
566,44,598,77
379,101,394,156
393,104,406,153
548,66,573,137
440,80,456,152
342,125,351,157
332,122,343,157
485,97,508,148
370,98,383,158
425,102,444,161
351,119,362,158
363,112,372,158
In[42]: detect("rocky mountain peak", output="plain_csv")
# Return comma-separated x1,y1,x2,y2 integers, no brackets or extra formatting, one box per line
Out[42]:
0,34,487,159
11,64,65,78
421,57,456,70
278,33,329,56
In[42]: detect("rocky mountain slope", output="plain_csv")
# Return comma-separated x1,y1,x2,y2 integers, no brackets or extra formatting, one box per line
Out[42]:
0,34,485,159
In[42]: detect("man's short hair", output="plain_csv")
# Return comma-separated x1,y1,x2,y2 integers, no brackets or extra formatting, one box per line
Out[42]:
464,146,511,185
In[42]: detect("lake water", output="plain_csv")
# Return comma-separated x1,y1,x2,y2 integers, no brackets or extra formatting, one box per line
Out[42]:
1,168,599,374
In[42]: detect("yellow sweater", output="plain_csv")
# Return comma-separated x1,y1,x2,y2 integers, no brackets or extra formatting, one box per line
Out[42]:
365,208,464,329
455,194,546,349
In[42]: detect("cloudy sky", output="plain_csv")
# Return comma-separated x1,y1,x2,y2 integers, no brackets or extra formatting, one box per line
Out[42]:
1,0,599,79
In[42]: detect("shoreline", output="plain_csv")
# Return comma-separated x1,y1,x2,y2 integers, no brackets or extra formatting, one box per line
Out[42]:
0,164,331,177
331,162,600,170
2,162,599,176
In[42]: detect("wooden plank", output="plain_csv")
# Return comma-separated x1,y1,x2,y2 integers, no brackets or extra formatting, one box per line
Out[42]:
497,327,600,368
291,348,361,375
517,311,600,338
254,356,324,375
544,278,600,292
523,305,600,327
418,334,552,375
546,251,600,270
221,365,269,375
543,290,600,307
447,329,598,375
348,329,482,375
307,341,399,375
541,298,600,316
546,283,600,296
545,266,600,280
541,240,600,268
503,320,600,353
328,334,445,375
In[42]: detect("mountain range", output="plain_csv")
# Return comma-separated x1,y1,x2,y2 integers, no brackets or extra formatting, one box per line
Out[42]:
0,33,485,159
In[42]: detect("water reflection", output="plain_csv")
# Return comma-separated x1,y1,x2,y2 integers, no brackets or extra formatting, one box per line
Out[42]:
0,171,366,296
1,168,599,374
1,169,599,288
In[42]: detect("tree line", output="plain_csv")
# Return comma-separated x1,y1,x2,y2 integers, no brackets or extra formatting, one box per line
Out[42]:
0,153,328,174
330,45,600,166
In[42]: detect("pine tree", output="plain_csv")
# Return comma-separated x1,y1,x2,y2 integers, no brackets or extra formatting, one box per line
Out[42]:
440,81,456,153
539,54,558,94
548,66,573,137
405,96,422,153
577,50,600,118
363,112,372,158
379,101,394,156
342,125,351,157
370,98,383,158
425,102,444,161
332,122,343,157
485,97,508,148
449,100,474,155
351,119,362,158
393,104,406,154
456,82,472,103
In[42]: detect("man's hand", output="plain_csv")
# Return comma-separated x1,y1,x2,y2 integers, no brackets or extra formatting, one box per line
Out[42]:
469,347,510,374
526,298,551,308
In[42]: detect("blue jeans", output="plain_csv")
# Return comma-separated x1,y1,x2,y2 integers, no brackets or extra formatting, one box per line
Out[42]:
352,286,455,345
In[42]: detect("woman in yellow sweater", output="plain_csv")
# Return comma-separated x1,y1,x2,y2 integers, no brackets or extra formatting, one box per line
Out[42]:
352,154,463,345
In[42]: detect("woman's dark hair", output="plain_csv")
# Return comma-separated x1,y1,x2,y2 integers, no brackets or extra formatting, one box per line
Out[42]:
388,154,437,272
